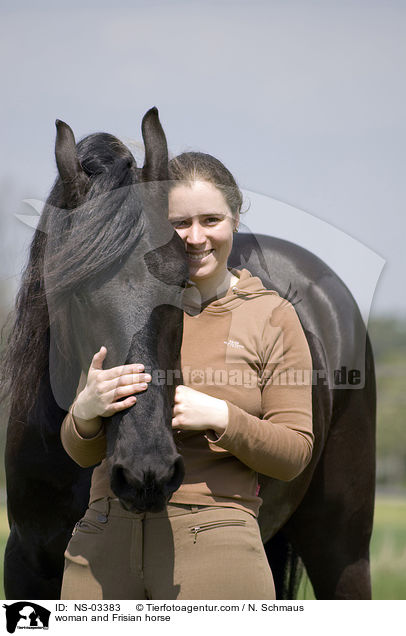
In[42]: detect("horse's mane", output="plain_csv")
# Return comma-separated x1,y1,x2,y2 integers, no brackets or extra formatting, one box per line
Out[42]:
1,132,144,419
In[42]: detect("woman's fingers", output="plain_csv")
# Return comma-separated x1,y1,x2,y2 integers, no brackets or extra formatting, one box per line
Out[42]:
88,347,146,382
78,350,149,419
100,363,145,381
106,372,151,389
98,372,152,406
90,346,107,370
101,373,151,397
172,402,182,416
108,381,150,402
104,395,138,416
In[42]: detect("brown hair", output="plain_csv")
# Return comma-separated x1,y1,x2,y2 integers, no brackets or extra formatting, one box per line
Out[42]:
168,152,242,219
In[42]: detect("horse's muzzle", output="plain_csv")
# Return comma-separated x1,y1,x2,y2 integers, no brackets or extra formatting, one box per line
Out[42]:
110,455,185,513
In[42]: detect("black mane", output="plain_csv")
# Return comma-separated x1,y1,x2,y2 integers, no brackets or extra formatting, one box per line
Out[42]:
1,132,144,418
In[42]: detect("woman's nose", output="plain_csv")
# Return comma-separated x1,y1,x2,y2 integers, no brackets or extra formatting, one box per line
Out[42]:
186,222,206,245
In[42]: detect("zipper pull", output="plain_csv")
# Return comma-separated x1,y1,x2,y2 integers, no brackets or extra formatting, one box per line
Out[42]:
191,526,200,543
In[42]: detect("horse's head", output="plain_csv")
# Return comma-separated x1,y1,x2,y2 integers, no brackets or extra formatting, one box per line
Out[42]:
45,108,188,512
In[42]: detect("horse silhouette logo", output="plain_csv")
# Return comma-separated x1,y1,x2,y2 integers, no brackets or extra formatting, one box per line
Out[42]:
2,602,51,633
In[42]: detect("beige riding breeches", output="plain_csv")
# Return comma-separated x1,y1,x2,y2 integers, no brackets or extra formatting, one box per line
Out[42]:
61,497,276,600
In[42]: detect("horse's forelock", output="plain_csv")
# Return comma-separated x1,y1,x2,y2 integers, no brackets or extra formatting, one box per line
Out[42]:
77,132,136,177
44,131,143,292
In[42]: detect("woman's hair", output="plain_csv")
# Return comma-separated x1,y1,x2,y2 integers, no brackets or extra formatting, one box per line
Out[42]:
168,152,243,218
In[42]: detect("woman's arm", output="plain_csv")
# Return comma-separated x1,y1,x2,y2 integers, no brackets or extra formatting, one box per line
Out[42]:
61,407,106,468
60,346,151,467
208,300,313,480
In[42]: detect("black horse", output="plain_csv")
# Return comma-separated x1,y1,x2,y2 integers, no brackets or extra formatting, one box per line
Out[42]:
2,108,189,598
2,113,375,600
229,234,376,599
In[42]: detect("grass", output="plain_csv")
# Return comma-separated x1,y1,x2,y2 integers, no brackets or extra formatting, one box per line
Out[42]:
296,495,406,599
370,496,406,599
0,496,405,599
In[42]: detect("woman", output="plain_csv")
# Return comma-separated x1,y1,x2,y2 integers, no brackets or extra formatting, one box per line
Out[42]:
60,152,313,600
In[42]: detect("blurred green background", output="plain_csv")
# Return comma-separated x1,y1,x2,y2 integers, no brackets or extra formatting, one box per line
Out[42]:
0,317,405,599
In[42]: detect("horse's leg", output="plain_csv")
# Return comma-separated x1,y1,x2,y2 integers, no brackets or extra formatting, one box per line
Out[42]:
4,525,63,600
264,530,304,599
282,384,376,600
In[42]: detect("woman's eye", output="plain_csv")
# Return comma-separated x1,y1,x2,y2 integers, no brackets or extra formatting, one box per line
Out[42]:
205,217,221,224
171,220,189,229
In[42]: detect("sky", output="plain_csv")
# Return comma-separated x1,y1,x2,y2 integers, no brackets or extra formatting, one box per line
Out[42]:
1,0,405,321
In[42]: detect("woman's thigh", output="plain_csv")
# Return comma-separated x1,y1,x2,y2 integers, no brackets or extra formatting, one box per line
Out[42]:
145,506,276,600
60,501,144,600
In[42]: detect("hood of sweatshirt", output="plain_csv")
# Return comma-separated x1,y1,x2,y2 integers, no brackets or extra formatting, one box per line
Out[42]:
183,268,279,315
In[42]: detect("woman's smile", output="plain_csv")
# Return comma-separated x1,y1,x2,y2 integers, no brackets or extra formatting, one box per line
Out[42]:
186,248,215,263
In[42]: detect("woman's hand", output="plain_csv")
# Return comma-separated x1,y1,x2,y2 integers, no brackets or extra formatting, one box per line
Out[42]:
172,385,229,436
73,346,151,420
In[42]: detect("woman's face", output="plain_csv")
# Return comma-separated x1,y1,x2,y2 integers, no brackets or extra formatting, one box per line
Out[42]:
168,180,238,283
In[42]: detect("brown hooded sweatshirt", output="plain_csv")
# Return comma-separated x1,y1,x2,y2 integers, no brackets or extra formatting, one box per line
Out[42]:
61,268,313,517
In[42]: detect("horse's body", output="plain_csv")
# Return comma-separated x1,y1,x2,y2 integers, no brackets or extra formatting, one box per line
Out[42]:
230,233,376,599
3,116,375,600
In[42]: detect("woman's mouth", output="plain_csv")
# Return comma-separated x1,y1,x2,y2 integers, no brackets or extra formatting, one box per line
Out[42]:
186,249,214,263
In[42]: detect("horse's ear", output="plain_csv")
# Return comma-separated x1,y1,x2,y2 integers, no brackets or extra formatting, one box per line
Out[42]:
141,107,168,183
55,119,89,208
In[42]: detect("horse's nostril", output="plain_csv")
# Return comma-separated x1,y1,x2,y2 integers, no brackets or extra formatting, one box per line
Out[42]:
111,464,141,494
111,465,125,490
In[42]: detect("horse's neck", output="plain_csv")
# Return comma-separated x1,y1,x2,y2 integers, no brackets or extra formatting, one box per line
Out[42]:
10,368,66,437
